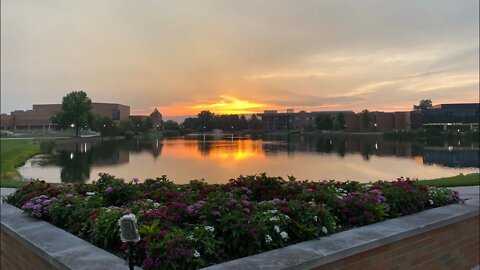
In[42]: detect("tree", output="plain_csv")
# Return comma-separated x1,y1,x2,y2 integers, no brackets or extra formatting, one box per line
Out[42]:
164,120,180,130
197,110,215,131
248,114,262,130
51,91,92,137
333,112,345,131
315,114,333,130
413,99,433,110
360,109,372,130
239,115,248,130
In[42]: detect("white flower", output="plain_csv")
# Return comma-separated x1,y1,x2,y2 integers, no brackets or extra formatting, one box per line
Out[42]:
205,226,215,232
187,235,195,241
429,199,434,205
322,226,328,234
313,216,318,222
265,234,273,243
269,216,280,221
153,202,160,208
86,191,96,196
280,231,289,240
282,214,290,220
274,225,280,233
193,250,201,258
267,209,278,214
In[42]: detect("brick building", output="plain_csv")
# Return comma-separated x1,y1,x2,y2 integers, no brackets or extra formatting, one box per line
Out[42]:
1,103,130,131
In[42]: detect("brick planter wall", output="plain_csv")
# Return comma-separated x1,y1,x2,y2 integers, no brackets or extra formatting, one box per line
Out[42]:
1,229,57,270
315,216,479,270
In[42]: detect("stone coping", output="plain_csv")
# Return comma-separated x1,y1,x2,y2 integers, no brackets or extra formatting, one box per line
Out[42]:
202,193,479,270
1,204,142,270
1,188,478,270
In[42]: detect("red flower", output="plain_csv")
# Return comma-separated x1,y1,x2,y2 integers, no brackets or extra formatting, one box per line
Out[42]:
48,189,58,197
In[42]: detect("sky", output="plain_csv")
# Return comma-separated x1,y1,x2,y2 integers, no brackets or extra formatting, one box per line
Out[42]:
1,0,479,121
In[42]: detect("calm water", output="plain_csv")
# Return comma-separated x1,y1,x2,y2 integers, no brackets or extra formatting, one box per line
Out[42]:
19,135,479,184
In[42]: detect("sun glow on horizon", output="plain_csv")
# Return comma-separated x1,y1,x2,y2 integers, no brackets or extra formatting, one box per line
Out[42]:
191,95,269,115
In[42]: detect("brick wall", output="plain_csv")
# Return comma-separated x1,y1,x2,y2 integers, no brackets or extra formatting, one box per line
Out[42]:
1,229,57,270
314,216,479,270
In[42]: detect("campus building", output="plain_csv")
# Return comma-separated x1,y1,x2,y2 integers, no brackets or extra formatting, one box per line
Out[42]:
259,103,478,133
422,103,479,131
0,103,130,131
260,109,356,132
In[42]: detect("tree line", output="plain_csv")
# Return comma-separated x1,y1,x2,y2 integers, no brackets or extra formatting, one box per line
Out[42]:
181,110,262,132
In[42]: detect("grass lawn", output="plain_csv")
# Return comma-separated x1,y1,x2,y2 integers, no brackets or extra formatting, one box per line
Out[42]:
1,140,40,188
417,173,479,187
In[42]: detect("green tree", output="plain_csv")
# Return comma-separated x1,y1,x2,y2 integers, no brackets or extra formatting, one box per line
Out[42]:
118,118,134,134
333,112,346,131
197,110,215,131
315,114,333,130
360,109,372,131
164,120,180,130
51,91,92,137
413,99,433,110
248,114,262,130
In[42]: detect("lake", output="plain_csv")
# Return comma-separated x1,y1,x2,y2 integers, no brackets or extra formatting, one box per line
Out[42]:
18,135,479,184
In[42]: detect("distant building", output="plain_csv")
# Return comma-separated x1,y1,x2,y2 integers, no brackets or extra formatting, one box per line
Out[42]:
422,103,479,131
259,109,355,132
149,108,163,130
0,103,130,131
258,102,479,133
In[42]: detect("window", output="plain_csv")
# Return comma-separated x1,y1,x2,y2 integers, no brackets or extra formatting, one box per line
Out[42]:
112,108,120,120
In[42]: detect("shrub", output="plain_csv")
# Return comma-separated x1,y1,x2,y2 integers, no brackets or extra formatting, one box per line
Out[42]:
4,174,464,270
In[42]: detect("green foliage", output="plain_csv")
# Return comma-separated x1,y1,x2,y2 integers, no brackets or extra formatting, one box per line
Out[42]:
91,207,124,248
164,120,180,131
372,178,427,217
332,112,346,131
315,114,333,130
5,175,466,270
413,99,433,110
360,109,372,130
52,91,93,137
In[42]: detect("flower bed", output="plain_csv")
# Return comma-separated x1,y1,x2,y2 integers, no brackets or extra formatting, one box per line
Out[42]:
4,174,462,270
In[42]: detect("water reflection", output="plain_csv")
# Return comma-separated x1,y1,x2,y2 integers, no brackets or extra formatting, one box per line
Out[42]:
19,135,479,184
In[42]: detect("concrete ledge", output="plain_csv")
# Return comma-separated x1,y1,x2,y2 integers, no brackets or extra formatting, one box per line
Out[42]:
1,204,142,270
202,195,480,270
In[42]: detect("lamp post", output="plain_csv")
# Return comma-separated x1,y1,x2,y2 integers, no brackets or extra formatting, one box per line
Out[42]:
203,126,206,142
231,125,234,141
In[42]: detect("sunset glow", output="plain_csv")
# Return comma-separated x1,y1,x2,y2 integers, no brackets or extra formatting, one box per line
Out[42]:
1,1,478,120
192,95,269,115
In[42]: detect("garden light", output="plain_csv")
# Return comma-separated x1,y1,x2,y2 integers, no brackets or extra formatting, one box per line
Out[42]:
119,214,140,270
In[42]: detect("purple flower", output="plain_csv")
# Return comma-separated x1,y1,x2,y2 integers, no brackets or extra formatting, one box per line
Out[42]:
243,208,250,214
186,205,195,213
132,178,139,184
211,210,221,216
105,187,114,194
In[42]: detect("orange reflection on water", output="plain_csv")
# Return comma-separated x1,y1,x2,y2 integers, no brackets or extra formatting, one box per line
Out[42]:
162,139,265,161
